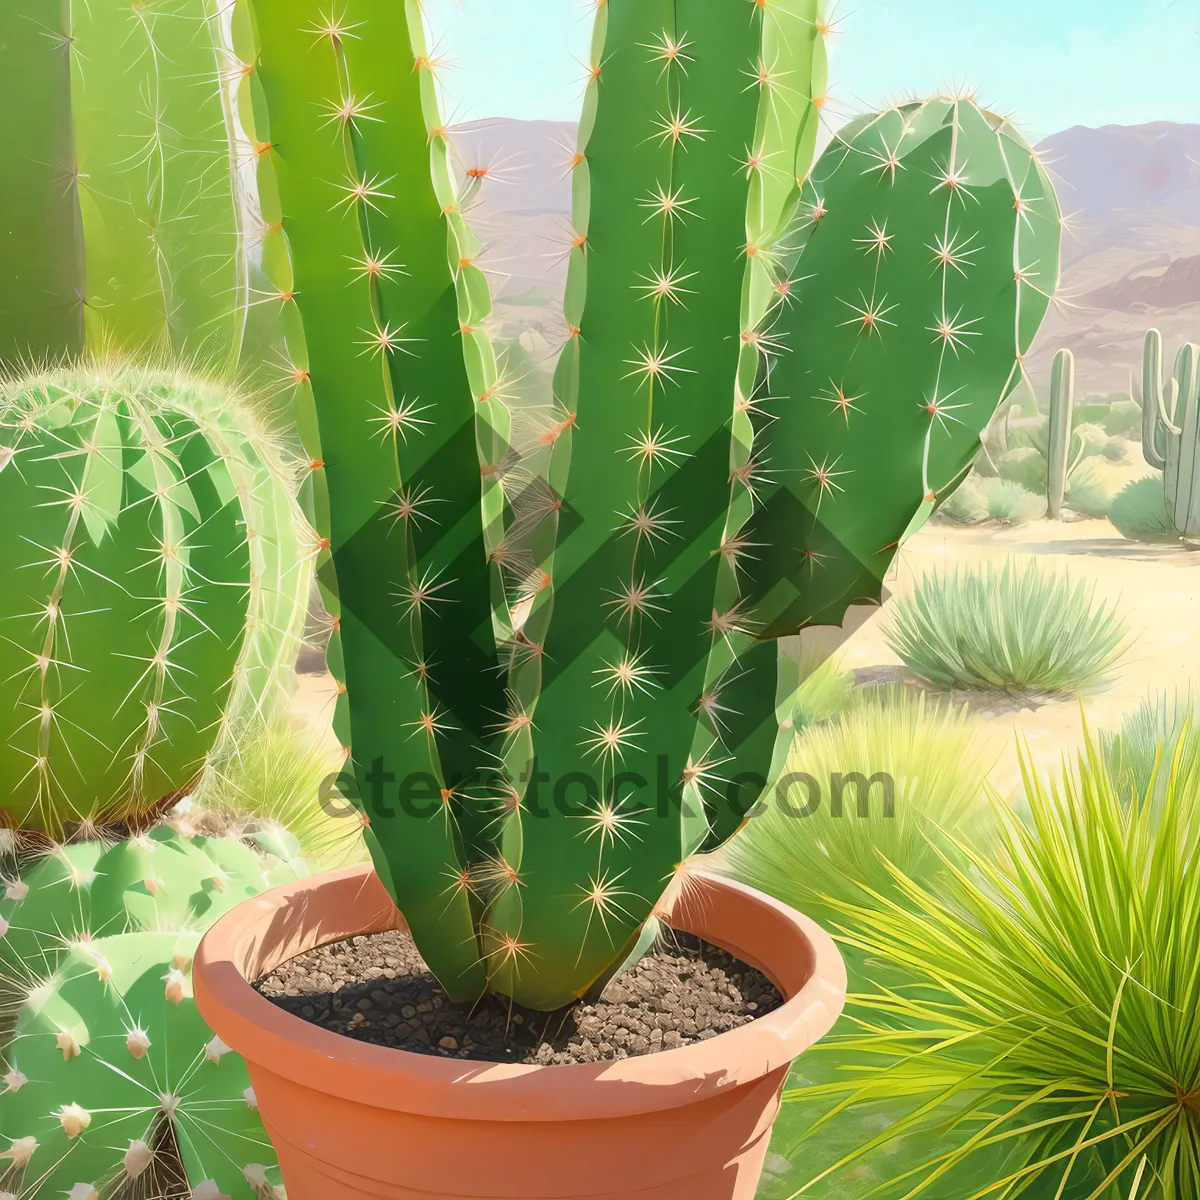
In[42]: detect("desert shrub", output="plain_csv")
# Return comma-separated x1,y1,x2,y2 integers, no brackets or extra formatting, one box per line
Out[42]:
997,445,1046,492
1073,421,1110,459
938,475,989,523
792,656,856,730
883,559,1130,694
982,477,1046,523
779,734,1200,1199
1109,475,1178,542
1065,458,1119,517
1103,397,1142,436
1100,437,1127,461
724,687,993,918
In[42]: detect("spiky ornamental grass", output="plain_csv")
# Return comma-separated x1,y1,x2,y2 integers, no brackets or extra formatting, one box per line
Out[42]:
1101,691,1200,815
776,734,1200,1200
884,560,1130,696
245,0,1060,1009
0,825,308,1200
0,363,314,837
724,686,993,921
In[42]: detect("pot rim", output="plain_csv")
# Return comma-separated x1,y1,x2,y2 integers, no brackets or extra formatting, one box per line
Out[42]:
193,865,846,1122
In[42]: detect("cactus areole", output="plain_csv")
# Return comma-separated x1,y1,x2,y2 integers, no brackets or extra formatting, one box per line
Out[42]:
237,0,1059,1014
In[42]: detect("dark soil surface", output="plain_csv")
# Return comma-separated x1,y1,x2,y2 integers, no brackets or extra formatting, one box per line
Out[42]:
255,928,783,1065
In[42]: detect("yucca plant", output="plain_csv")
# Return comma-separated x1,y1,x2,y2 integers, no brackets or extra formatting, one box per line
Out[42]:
243,0,1060,1009
723,686,993,920
885,559,1129,695
776,732,1200,1200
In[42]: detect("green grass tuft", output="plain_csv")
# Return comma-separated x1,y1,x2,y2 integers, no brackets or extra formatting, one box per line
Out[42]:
983,477,1046,524
724,686,993,921
1109,475,1178,543
884,559,1130,695
195,715,367,869
1102,690,1200,814
1066,458,1119,518
779,732,1200,1199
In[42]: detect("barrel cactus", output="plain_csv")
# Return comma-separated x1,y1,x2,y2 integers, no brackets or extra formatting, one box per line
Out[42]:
1141,328,1200,544
244,0,1061,1009
0,364,313,836
0,823,307,1199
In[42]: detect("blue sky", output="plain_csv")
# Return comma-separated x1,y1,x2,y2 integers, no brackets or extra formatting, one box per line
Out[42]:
424,0,1200,141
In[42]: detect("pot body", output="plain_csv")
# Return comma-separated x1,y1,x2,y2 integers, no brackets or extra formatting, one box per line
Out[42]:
194,867,846,1200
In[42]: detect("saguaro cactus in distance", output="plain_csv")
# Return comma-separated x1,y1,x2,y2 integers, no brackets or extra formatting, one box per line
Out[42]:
1047,348,1076,518
1141,328,1200,541
247,0,1060,1009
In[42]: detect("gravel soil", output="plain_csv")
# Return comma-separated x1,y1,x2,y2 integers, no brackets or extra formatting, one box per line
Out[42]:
255,927,783,1065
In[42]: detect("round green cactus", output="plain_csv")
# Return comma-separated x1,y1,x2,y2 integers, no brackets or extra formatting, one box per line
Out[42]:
0,364,314,836
0,825,308,1199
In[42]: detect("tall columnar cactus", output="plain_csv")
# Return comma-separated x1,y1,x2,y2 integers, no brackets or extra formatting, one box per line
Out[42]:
0,824,308,1199
246,0,1060,1010
1047,347,1076,518
1141,329,1200,542
0,0,252,366
0,365,313,835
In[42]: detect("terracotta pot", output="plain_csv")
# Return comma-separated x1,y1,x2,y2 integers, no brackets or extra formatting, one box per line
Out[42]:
193,865,846,1200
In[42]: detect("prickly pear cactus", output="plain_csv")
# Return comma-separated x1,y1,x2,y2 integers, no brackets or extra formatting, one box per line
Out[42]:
0,365,314,836
0,826,308,1199
706,96,1062,839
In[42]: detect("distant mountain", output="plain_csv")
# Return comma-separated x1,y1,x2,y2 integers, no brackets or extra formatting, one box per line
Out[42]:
1028,121,1200,389
452,118,1200,395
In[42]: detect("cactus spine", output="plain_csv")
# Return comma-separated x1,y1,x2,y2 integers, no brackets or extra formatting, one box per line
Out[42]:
0,365,313,835
1047,348,1076,518
0,824,308,1199
245,0,1060,1009
1140,329,1200,542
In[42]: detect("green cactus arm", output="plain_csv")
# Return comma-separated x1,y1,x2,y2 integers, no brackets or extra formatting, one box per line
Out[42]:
1164,343,1200,538
706,99,1061,840
480,1,828,1010
0,0,84,366
245,0,520,999
1141,329,1173,471
1047,348,1075,519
